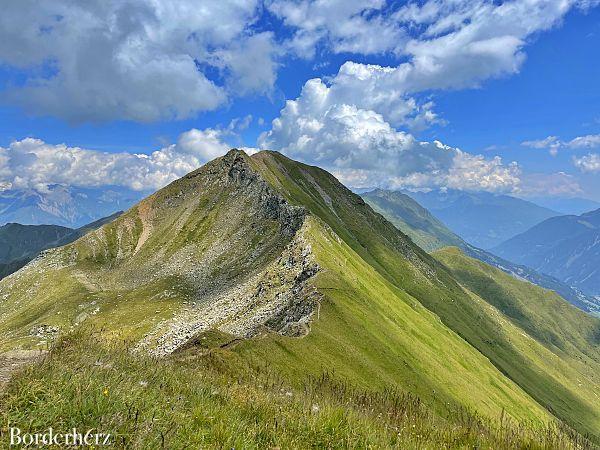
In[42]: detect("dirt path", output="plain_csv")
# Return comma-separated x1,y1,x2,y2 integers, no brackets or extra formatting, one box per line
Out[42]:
0,350,45,391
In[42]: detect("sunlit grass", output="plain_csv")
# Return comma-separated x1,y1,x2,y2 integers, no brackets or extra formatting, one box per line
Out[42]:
1,330,592,449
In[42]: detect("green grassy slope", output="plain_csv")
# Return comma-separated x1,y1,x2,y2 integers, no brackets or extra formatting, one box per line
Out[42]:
234,217,550,422
1,332,585,450
0,151,303,351
0,150,599,442
433,247,600,436
249,151,600,437
362,188,464,252
0,223,73,263
362,188,600,314
0,213,124,282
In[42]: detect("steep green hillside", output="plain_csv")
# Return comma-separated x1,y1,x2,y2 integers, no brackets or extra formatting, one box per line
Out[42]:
361,188,600,314
362,188,463,252
0,223,75,280
247,152,600,437
0,223,73,263
1,150,599,441
55,211,123,246
0,151,308,353
433,247,600,435
1,331,589,450
434,247,600,358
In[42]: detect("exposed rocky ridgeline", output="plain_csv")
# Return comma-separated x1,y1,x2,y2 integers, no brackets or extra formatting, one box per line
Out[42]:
136,223,320,356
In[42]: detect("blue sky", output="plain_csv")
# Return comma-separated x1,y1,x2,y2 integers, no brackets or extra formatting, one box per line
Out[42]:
0,1,599,200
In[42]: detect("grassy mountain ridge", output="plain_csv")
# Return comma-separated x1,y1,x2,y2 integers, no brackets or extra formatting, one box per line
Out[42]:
362,188,600,314
246,151,600,436
362,188,464,252
0,223,73,263
433,247,600,438
0,223,74,279
433,247,600,358
0,151,313,352
1,150,599,442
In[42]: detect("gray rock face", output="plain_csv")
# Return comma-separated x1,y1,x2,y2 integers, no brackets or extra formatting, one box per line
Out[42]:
0,149,326,354
133,150,321,356
224,149,306,237
135,222,321,357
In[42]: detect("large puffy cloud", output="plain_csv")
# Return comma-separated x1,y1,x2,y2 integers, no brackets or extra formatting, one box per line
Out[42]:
1,0,596,197
258,80,521,193
258,1,595,192
0,0,276,122
267,0,405,58
269,0,593,128
0,129,238,192
306,65,444,129
573,154,600,173
0,0,595,125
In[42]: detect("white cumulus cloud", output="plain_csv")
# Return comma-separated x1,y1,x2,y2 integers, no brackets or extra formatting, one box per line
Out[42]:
258,82,521,193
0,129,238,192
522,134,600,155
268,0,592,129
0,0,277,122
573,154,600,173
267,0,405,58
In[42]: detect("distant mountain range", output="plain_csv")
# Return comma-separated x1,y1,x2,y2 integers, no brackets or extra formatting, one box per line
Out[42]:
401,189,559,249
0,185,144,227
493,208,600,297
0,212,122,279
362,189,600,315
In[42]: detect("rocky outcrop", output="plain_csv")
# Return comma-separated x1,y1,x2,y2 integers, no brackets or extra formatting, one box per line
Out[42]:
135,222,321,356
222,149,306,238
131,151,321,356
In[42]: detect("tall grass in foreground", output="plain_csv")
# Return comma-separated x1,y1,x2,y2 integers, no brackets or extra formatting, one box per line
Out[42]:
0,330,595,449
